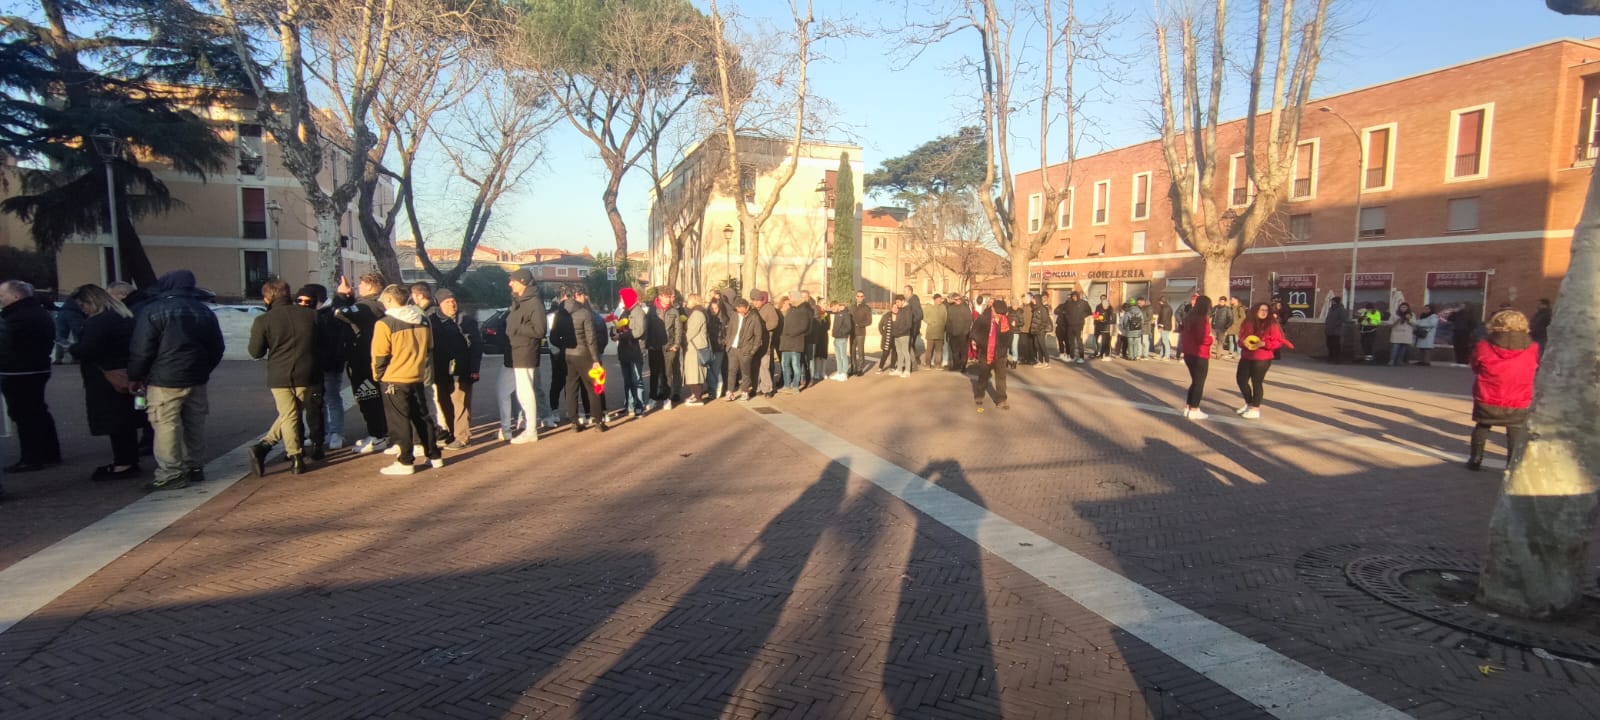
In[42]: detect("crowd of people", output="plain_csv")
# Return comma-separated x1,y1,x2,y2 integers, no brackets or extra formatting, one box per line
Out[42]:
0,271,1544,499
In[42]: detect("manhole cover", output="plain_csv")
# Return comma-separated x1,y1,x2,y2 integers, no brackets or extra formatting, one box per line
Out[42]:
751,406,782,415
1300,544,1600,663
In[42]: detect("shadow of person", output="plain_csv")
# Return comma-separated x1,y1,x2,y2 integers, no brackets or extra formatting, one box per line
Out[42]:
576,462,848,718
884,459,1002,719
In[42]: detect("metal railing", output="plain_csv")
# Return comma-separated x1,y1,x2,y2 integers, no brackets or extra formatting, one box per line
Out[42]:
1453,153,1480,177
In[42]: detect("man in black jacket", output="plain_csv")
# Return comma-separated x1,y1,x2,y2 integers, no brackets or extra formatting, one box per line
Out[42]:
902,285,923,369
1028,294,1053,367
246,279,322,476
945,294,973,372
1056,290,1091,363
727,298,766,400
0,280,62,473
128,270,225,491
658,289,686,408
432,289,480,449
335,272,389,453
849,290,872,375
297,284,351,449
778,292,812,392
505,269,549,444
563,288,608,432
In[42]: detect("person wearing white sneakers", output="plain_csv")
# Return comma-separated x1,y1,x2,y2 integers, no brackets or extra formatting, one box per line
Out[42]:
502,269,548,445
371,285,442,475
828,300,854,381
1178,295,1214,420
1234,301,1294,420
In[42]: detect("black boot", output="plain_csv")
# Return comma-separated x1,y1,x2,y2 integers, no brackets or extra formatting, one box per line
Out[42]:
1467,434,1486,472
247,442,271,477
289,454,308,475
309,442,326,461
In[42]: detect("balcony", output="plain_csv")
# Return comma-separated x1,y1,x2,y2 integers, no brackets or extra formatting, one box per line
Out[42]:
1231,187,1248,206
1453,152,1481,178
1575,143,1599,166
1293,178,1312,198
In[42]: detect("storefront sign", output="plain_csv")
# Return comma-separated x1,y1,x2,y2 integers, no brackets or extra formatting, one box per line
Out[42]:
1230,276,1253,293
1275,274,1317,318
1275,274,1316,290
1342,272,1393,291
1085,269,1147,280
1427,271,1488,290
1028,269,1080,281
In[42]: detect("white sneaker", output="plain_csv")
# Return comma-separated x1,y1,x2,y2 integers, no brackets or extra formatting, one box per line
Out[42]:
379,461,415,476
1235,405,1250,416
685,398,704,407
383,444,401,455
428,458,445,469
1241,408,1261,419
1187,408,1209,420
1076,358,1085,364
510,431,539,444
326,433,344,450
355,437,387,455
1181,407,1190,418
542,414,561,428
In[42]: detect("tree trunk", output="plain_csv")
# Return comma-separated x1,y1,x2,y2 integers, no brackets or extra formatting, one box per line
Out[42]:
1008,248,1030,302
1476,158,1600,619
603,175,628,262
315,206,342,288
1201,255,1233,300
742,222,758,298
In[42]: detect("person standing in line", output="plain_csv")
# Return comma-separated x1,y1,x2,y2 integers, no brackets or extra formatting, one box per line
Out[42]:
1227,297,1246,357
945,294,972,372
1179,295,1214,420
1140,297,1158,361
704,295,727,399
683,294,710,405
66,285,142,479
1529,298,1551,359
809,298,831,383
1452,304,1479,365
502,269,548,444
246,278,323,476
433,289,480,449
1413,304,1439,366
658,289,686,408
891,294,916,377
0,280,62,473
727,299,765,400
1152,297,1174,360
1092,297,1115,361
746,291,774,396
1467,309,1538,472
1387,302,1416,366
1324,296,1347,364
828,300,854,380
850,290,873,376
1209,296,1232,360
1056,290,1091,364
1117,300,1143,360
902,285,923,369
547,286,575,425
1234,302,1293,419
1029,293,1052,367
335,272,389,454
922,294,948,370
971,296,1011,410
298,284,349,450
409,283,449,446
1357,302,1382,363
562,287,609,432
779,292,812,392
127,270,225,490
372,284,440,475
876,300,897,373
616,288,650,416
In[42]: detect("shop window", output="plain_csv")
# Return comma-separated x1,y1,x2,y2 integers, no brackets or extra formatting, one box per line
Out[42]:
1447,197,1479,232
1358,206,1387,238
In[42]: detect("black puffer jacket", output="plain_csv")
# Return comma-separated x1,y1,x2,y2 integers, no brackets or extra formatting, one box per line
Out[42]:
248,297,320,388
779,305,812,352
566,299,602,359
128,270,224,388
506,288,548,368
1029,303,1051,335
1058,298,1092,329
334,292,385,364
946,303,973,336
0,294,54,374
315,306,350,373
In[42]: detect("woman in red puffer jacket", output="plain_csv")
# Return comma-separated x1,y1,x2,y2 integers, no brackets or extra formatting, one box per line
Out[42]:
1234,302,1294,419
1467,309,1539,471
1178,295,1214,419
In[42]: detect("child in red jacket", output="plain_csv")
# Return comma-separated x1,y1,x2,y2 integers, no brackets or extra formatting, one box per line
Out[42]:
1234,302,1294,419
1468,309,1539,471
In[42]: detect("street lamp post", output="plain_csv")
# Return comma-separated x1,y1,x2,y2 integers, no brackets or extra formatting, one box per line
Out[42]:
1320,106,1363,360
722,224,734,293
90,127,124,281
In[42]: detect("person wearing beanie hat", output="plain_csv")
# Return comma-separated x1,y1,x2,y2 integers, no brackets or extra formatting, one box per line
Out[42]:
297,283,350,452
432,288,480,449
502,269,548,443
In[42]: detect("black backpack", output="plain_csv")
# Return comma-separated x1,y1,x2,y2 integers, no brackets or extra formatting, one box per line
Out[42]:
1126,311,1143,331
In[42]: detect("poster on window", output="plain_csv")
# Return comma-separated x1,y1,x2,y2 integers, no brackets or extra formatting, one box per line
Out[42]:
1276,274,1317,318
1230,276,1253,305
1342,272,1395,314
1427,271,1489,346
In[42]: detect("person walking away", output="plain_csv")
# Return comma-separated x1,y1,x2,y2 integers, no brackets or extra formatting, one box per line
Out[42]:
372,284,440,474
1324,296,1346,363
127,270,225,490
1387,302,1416,366
902,285,923,369
922,294,948,369
1058,291,1091,364
1452,304,1479,365
1529,298,1552,359
849,291,872,375
334,273,389,453
298,285,349,450
502,269,548,444
1029,294,1052,367
946,295,973,372
563,288,609,432
727,299,765,400
0,280,62,473
1467,309,1538,471
891,295,916,377
433,289,480,449
779,292,812,392
1358,302,1382,363
246,278,323,476
1234,302,1293,419
1413,305,1439,366
829,300,854,380
683,295,710,405
66,285,142,479
1179,295,1215,419
1092,297,1114,361
971,297,1011,410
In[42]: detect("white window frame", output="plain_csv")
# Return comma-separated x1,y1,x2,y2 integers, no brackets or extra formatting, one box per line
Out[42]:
578,268,590,277
1361,122,1398,193
556,267,569,277
1027,192,1042,232
1057,187,1074,229
1130,171,1152,221
1445,103,1494,183
1227,153,1256,208
1131,230,1147,254
1291,138,1319,201
1092,180,1111,226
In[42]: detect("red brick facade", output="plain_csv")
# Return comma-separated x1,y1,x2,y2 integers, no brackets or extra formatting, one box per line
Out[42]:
1016,39,1600,322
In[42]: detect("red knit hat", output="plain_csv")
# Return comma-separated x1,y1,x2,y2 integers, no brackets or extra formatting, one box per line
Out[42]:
619,287,638,309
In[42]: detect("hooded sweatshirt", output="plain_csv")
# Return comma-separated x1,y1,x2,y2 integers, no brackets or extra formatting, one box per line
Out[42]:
372,304,432,384
127,269,225,388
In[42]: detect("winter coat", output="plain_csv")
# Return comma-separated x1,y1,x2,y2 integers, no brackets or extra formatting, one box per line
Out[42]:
1059,299,1092,329
830,309,854,338
1388,313,1416,345
1209,305,1233,335
971,308,1010,364
1324,302,1347,336
705,308,726,353
372,305,433,384
779,304,813,352
248,298,320,388
1228,304,1246,338
334,292,384,363
433,309,479,382
127,270,225,388
921,301,948,338
684,307,709,385
1238,318,1291,361
1471,331,1538,424
506,287,548,368
850,302,873,337
69,311,140,437
729,310,766,356
563,299,603,360
1179,316,1213,359
661,300,686,351
1156,303,1174,331
1530,307,1552,345
1092,304,1115,335
618,302,648,362
809,309,830,357
946,303,973,336
1118,306,1144,337
314,307,351,374
878,310,895,340
0,295,54,375
1415,313,1439,349
1029,303,1051,335
756,302,781,350
904,295,923,333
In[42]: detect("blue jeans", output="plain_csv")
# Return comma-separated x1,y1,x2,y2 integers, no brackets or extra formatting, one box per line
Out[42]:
1150,332,1165,358
621,354,647,412
706,351,724,398
833,338,850,376
781,351,805,389
1389,342,1411,366
323,370,345,437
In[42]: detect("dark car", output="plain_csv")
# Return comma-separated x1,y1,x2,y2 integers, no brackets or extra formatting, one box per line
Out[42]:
479,308,510,355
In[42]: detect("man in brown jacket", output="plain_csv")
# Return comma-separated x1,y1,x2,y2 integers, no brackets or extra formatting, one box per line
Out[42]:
372,285,440,475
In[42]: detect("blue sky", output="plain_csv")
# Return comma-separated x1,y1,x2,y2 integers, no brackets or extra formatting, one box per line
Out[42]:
475,0,1600,256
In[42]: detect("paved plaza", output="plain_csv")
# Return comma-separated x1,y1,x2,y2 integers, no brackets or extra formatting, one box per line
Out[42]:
1,354,1597,719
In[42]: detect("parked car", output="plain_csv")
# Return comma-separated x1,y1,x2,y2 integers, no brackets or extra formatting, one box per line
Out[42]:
480,308,510,355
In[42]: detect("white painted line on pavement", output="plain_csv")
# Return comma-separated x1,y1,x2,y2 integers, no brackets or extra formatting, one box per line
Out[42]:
0,390,356,636
747,403,1413,720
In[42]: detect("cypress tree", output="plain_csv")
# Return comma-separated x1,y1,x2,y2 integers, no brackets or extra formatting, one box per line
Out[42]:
828,152,856,302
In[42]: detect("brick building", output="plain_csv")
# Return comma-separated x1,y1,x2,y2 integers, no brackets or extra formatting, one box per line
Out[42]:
1016,38,1598,331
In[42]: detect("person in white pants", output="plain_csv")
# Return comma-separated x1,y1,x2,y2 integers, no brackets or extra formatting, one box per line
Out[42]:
502,270,549,444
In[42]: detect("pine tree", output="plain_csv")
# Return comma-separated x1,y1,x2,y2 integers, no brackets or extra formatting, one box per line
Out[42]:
828,152,856,302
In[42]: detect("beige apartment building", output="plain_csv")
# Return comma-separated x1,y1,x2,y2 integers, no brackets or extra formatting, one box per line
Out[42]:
1,89,392,299
646,135,864,298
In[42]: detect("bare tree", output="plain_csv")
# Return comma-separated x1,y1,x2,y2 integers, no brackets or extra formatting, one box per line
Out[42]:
1472,0,1600,619
647,130,720,294
902,192,996,295
1154,0,1332,297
